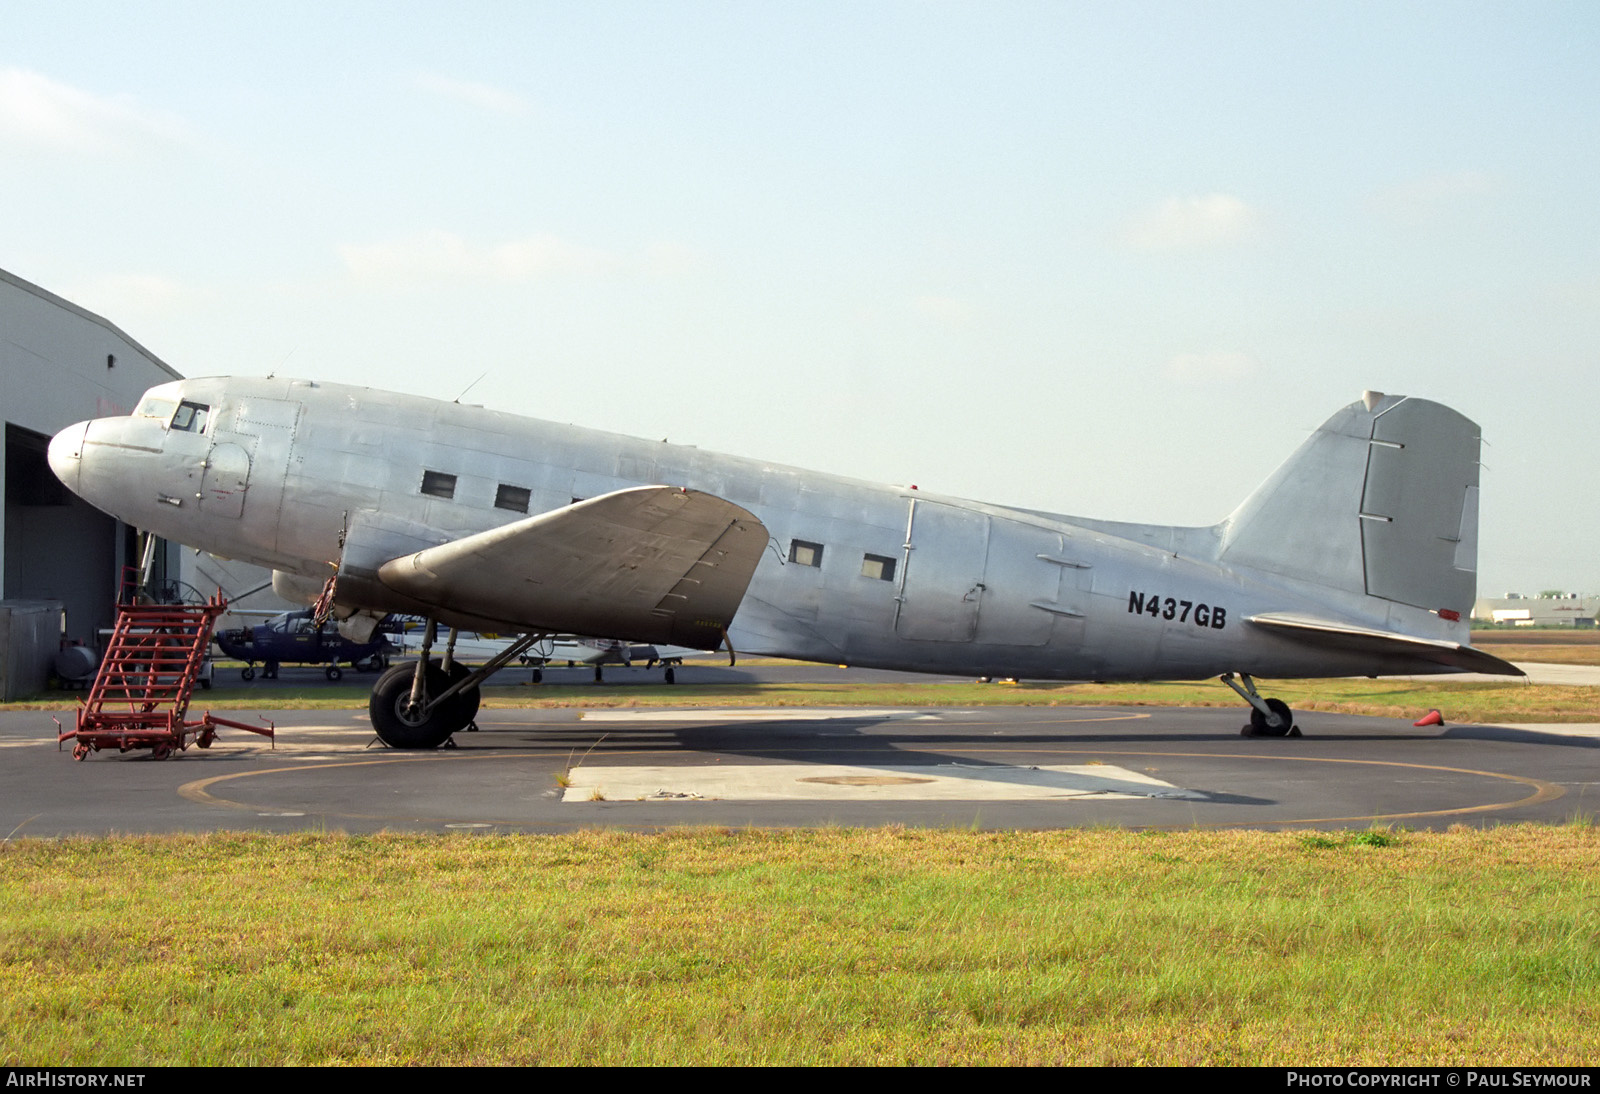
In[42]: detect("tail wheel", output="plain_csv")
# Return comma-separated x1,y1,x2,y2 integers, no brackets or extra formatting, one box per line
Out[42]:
1249,698,1295,738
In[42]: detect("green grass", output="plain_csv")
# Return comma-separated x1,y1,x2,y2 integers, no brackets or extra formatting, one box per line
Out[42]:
2,826,1596,1065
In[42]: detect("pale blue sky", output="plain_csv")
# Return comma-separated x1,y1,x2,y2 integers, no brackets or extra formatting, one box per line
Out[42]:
3,2,1596,594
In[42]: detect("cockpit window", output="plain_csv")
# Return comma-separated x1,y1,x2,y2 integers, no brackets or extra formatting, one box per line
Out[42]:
170,401,210,434
136,397,177,420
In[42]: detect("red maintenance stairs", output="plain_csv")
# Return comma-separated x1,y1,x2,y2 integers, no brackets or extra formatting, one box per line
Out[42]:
59,592,274,760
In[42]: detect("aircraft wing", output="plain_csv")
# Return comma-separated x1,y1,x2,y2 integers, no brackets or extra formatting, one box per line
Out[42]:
1246,613,1525,676
374,486,768,649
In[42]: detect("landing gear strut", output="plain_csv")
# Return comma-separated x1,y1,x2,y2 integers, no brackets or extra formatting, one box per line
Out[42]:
1221,672,1299,738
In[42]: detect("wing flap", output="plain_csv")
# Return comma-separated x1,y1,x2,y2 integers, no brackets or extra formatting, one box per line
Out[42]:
377,486,768,648
1246,612,1524,676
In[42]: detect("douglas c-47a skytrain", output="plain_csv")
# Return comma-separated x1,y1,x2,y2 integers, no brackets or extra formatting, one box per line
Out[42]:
48,378,1520,748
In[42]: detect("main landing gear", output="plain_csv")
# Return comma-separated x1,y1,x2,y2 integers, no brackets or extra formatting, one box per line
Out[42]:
1220,672,1300,738
366,621,545,749
370,661,474,749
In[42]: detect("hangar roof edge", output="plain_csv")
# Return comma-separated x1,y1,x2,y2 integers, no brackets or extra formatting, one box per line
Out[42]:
0,266,183,382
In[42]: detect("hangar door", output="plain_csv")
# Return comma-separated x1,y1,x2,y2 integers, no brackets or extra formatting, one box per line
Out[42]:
4,424,118,643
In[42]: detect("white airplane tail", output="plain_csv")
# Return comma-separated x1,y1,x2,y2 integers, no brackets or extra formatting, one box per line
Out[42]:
1217,391,1481,618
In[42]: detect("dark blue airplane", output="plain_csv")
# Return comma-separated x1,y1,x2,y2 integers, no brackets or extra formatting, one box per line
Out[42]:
214,610,400,681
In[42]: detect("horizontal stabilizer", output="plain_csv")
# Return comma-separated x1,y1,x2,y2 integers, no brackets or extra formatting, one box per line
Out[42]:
1246,613,1524,676
377,486,768,648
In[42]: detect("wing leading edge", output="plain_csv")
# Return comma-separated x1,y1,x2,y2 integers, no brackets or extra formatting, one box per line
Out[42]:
376,486,769,648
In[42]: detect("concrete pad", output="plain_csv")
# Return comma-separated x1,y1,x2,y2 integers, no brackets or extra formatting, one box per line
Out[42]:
578,708,942,722
1510,663,1600,686
1416,662,1600,686
1482,722,1600,738
561,762,1203,802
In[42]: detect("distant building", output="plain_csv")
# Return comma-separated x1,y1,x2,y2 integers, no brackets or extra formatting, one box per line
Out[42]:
1472,593,1599,627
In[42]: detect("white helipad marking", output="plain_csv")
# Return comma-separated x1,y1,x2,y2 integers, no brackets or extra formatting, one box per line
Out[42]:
579,708,941,722
562,763,1203,802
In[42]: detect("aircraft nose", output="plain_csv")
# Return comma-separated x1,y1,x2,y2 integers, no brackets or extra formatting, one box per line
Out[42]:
48,421,89,493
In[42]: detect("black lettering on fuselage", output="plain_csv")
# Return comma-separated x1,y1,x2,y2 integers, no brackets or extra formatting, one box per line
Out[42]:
1126,591,1227,631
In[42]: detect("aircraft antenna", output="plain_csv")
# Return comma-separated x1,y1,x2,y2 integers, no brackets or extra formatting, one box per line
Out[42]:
454,371,489,404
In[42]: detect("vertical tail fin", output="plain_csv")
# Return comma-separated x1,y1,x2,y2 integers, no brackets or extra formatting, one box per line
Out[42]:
1218,391,1481,616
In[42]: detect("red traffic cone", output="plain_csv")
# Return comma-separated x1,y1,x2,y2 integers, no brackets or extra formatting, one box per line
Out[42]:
1413,709,1444,727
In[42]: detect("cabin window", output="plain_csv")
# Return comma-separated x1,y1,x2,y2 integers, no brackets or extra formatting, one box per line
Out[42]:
861,553,896,581
420,470,457,499
170,401,210,434
136,397,176,421
789,539,823,568
495,484,531,513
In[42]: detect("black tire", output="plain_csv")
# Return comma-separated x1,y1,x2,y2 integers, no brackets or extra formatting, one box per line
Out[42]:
369,661,460,749
664,666,676,684
325,664,343,682
241,666,255,682
531,668,543,684
442,661,481,726
1249,698,1294,738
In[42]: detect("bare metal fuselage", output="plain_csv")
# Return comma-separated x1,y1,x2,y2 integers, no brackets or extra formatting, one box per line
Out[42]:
49,375,1487,682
